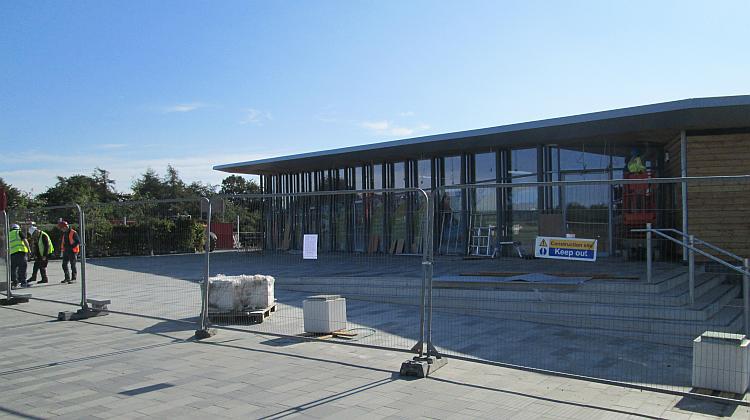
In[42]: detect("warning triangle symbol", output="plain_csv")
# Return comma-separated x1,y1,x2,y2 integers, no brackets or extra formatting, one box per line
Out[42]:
540,239,547,247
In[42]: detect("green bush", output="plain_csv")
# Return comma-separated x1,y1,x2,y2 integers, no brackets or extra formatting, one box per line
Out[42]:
192,222,207,252
78,217,206,257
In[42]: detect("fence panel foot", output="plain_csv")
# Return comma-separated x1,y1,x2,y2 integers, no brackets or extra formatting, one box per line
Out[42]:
194,329,217,340
400,355,447,378
57,307,109,321
0,294,30,306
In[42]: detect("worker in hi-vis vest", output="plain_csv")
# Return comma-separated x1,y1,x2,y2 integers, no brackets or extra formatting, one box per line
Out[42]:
27,225,54,284
9,223,31,289
57,220,80,284
627,148,647,174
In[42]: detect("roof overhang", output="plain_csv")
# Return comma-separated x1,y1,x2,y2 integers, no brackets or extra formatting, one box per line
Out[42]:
214,95,750,175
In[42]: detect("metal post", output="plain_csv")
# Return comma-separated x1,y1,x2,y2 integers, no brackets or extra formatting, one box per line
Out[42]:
411,191,429,356
607,154,614,256
646,223,652,283
425,188,440,358
3,210,10,298
196,197,213,338
680,130,688,262
743,258,749,337
688,235,695,305
76,204,88,309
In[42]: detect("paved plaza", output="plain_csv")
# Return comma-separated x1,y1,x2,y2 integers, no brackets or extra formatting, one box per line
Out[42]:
1,298,748,419
9,252,745,401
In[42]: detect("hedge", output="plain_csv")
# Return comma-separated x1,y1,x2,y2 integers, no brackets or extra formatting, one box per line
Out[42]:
84,218,206,257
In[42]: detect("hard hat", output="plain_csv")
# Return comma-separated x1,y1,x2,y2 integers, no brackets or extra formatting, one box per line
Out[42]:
11,224,20,230
28,225,38,235
57,220,69,229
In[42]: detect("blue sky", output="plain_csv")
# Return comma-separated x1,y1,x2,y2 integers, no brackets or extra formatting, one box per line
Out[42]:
2,1,749,194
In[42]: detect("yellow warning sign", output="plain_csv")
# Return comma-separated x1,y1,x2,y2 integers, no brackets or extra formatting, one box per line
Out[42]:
535,236,598,261
549,239,595,250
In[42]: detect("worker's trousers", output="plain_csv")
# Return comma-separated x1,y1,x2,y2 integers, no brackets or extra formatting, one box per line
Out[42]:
62,251,77,281
10,252,28,287
30,257,49,282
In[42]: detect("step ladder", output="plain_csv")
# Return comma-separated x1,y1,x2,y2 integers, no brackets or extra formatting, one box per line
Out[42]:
469,226,495,257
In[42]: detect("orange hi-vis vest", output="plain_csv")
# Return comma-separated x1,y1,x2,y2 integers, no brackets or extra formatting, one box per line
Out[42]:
61,229,80,254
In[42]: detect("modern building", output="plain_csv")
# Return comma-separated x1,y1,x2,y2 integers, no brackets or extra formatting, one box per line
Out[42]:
215,96,750,259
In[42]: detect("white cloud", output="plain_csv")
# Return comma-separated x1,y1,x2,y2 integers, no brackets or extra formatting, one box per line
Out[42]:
361,120,390,131
161,102,207,113
399,111,415,117
240,108,273,125
94,143,128,150
361,120,431,137
0,149,288,195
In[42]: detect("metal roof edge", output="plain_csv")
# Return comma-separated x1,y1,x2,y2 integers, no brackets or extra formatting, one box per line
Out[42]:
213,95,750,172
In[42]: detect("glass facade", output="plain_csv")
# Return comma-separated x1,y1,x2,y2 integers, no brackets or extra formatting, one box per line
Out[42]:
472,152,497,228
510,148,539,248
258,139,660,257
390,162,408,252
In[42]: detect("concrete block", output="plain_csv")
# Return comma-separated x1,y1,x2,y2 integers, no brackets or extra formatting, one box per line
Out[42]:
303,295,346,333
692,332,750,394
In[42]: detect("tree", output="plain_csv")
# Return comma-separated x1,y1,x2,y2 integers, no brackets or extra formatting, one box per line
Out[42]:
0,177,38,209
132,165,216,200
91,168,119,201
131,168,166,199
187,181,217,198
220,175,260,196
37,168,120,206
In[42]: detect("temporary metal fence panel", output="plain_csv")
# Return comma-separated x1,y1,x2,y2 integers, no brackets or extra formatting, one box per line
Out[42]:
429,176,750,400
207,188,430,353
82,198,208,323
3,175,747,400
5,204,83,306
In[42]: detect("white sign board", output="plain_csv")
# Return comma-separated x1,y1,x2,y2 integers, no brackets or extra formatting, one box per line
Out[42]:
534,236,597,262
303,234,318,260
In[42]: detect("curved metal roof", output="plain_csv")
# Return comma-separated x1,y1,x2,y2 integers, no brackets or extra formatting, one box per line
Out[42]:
214,95,750,175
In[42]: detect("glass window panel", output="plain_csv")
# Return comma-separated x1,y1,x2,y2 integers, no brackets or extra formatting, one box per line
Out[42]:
562,172,610,252
439,155,464,254
510,148,538,247
559,146,610,171
473,152,497,228
510,148,537,180
393,162,406,189
418,159,432,190
369,164,384,251
475,152,496,183
390,162,407,246
373,164,383,189
443,156,461,186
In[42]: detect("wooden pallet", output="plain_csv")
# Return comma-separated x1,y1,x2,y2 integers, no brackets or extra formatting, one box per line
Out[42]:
300,329,358,340
209,304,277,324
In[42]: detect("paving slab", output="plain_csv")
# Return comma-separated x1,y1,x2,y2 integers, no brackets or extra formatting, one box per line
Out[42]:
1,298,748,419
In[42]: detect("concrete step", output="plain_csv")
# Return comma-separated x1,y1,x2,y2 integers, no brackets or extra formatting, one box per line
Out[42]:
430,302,743,338
574,270,686,294
276,273,729,309
277,281,740,322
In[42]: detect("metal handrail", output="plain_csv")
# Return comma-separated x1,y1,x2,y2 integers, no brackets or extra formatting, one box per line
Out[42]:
632,228,749,276
651,228,744,264
633,225,749,337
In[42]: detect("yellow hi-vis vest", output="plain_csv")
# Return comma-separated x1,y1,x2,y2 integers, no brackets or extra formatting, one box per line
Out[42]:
9,229,29,254
37,231,54,256
627,156,646,173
